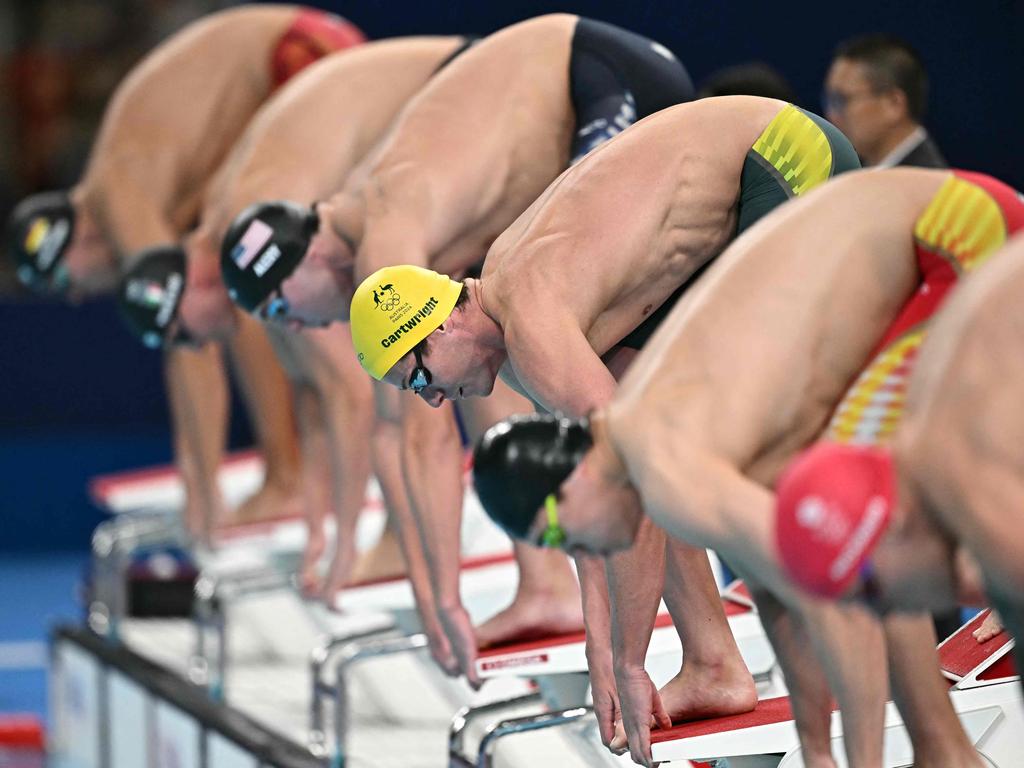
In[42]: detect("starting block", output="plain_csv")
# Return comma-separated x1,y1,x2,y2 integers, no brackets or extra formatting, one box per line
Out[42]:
89,450,266,514
330,551,517,629
310,550,520,762
473,581,773,684
450,580,780,767
77,454,523,767
648,609,1021,767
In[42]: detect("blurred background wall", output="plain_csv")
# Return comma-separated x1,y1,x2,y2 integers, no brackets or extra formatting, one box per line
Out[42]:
0,0,1022,551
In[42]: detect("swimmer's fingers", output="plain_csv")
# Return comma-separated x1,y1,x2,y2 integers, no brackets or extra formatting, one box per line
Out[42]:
440,604,481,688
608,718,628,754
973,609,1004,643
593,682,621,748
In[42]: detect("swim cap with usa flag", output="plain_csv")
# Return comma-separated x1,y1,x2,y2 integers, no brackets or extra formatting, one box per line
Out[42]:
775,441,896,599
220,201,318,312
351,265,462,380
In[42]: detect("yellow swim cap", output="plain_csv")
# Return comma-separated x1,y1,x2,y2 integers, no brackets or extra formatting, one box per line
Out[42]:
351,265,463,380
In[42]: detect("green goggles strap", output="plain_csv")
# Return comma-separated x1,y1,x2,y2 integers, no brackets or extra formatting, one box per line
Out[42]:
542,493,566,548
545,493,559,526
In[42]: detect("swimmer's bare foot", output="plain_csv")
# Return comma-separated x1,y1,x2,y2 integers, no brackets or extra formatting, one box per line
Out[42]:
476,586,585,649
230,481,303,526
973,609,1004,643
348,526,407,585
476,543,583,649
658,659,757,720
609,660,757,753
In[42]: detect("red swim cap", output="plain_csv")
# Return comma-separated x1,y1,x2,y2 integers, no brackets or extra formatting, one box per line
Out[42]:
775,442,895,598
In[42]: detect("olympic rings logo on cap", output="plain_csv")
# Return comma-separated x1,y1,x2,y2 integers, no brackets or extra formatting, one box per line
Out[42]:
373,283,400,311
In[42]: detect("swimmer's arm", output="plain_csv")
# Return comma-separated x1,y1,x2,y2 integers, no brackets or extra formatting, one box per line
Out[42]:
503,314,618,416
355,211,430,285
290,383,333,590
89,153,184,259
506,315,667,746
801,603,887,767
399,393,476,678
608,409,888,766
605,399,784,576
164,344,229,544
341,162,447,284
608,518,669,760
398,393,466,609
745,583,887,768
225,314,302,520
373,385,463,675
313,349,375,597
745,585,839,765
577,554,621,747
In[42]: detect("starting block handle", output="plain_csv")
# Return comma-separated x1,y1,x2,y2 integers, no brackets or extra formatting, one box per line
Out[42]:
448,692,544,766
332,633,430,767
476,706,593,768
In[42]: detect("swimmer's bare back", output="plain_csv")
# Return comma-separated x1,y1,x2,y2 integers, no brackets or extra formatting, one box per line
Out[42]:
81,5,357,255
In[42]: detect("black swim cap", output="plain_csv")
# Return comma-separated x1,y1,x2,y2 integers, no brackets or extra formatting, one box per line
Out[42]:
6,191,75,293
220,201,318,312
118,245,187,349
472,413,593,540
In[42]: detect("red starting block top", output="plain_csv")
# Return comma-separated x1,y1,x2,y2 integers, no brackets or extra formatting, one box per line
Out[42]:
477,612,676,660
477,592,752,660
938,609,1017,683
651,696,794,743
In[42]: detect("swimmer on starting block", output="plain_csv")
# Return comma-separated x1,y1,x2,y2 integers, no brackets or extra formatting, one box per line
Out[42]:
776,231,1024,692
219,14,697,686
5,5,364,540
467,168,1023,766
349,93,861,763
113,37,467,614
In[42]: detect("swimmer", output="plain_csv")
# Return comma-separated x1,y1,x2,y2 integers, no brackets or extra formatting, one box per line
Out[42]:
469,168,1022,766
776,231,1024,692
220,14,697,686
114,36,467,657
352,94,859,760
5,5,363,540
9,4,362,298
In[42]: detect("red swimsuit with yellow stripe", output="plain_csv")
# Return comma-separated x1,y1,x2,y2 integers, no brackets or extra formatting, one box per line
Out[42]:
826,171,1024,446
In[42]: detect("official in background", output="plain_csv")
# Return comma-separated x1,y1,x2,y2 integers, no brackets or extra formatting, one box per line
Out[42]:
824,35,946,169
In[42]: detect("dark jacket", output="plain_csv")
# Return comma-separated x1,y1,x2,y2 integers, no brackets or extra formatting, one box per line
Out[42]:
897,133,947,169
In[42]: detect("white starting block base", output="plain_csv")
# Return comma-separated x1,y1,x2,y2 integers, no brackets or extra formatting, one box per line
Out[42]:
117,605,483,765
91,450,512,582
81,453,522,766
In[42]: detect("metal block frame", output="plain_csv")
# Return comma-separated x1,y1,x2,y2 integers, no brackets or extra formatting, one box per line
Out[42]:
328,633,430,767
89,513,184,640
